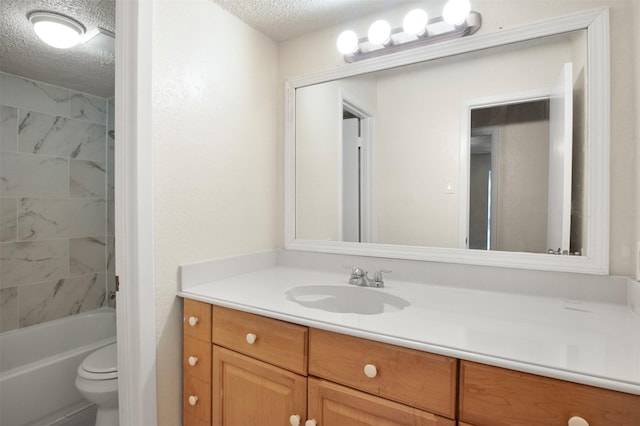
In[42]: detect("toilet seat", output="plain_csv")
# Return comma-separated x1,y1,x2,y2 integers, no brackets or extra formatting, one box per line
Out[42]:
78,342,118,381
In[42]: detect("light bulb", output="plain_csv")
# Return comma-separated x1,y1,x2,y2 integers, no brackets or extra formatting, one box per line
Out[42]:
29,12,84,49
443,0,471,26
403,9,429,36
368,20,391,46
336,30,359,54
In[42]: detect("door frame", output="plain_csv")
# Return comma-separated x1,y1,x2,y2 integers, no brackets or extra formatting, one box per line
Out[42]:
114,1,158,425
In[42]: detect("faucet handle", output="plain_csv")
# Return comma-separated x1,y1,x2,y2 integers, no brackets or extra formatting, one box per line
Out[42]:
373,269,392,286
343,265,364,277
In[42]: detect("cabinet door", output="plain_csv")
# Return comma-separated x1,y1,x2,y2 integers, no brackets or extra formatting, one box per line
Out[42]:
213,345,307,426
308,377,455,426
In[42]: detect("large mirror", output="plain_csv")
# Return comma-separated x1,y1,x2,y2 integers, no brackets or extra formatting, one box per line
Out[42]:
285,9,609,274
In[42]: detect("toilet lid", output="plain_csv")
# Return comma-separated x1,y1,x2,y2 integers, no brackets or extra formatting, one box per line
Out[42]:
78,342,118,380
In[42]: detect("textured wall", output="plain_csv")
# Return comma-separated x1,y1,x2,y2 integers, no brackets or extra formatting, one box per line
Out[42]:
0,72,114,331
151,1,278,424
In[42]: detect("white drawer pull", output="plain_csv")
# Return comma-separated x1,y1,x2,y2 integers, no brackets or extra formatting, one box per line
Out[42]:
289,414,300,426
305,420,317,426
187,316,199,327
188,395,198,406
187,356,198,366
364,363,377,378
246,333,257,344
568,417,589,426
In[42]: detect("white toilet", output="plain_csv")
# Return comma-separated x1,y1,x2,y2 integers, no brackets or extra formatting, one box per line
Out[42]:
75,342,119,426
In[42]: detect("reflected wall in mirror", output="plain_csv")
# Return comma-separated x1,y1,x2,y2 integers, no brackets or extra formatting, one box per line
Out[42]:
286,8,609,274
297,31,586,253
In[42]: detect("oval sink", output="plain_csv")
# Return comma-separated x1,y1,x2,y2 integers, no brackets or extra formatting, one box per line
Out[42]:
285,285,409,315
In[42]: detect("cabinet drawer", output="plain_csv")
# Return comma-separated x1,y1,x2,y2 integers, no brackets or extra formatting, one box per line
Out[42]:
183,374,211,423
309,328,457,418
183,336,211,383
459,361,640,426
183,299,212,342
308,377,456,426
212,306,308,375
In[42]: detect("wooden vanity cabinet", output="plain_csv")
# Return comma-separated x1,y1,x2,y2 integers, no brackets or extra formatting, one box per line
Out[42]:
308,377,455,426
183,299,212,425
459,361,640,426
211,306,309,426
309,328,457,419
212,346,307,425
182,299,640,426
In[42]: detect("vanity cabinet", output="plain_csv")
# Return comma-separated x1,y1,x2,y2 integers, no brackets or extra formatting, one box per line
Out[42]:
309,328,457,419
183,299,212,426
182,298,640,426
459,361,640,426
211,306,309,425
308,377,454,426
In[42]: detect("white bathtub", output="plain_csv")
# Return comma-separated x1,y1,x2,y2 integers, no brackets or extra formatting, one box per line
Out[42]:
0,308,116,426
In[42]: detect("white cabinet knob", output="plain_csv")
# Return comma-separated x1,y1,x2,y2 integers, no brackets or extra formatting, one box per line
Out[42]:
305,420,317,426
188,395,198,406
364,364,377,378
568,416,589,426
188,356,198,366
188,316,199,327
246,333,257,344
289,414,300,426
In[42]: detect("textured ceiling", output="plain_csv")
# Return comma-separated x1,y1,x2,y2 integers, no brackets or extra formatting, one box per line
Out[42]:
0,0,115,97
212,0,408,41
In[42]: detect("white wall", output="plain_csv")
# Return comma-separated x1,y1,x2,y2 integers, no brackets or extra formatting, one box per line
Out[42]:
151,1,278,424
278,0,638,276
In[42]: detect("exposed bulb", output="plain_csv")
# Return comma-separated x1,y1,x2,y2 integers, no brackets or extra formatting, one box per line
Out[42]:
443,0,471,26
403,9,429,36
368,20,391,46
336,30,359,54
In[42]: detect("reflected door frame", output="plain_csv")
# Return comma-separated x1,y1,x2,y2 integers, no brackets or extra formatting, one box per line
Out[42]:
340,89,377,243
459,88,552,250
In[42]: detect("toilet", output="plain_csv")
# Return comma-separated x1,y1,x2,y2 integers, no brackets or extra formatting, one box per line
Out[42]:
75,342,119,426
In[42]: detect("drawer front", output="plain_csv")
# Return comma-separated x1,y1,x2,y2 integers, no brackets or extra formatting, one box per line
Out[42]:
308,377,456,426
309,328,457,418
183,336,211,383
459,361,640,426
183,374,211,423
212,306,308,375
183,299,212,342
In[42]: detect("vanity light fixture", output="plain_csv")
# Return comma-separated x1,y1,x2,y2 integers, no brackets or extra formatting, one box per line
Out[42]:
336,0,481,63
28,11,85,49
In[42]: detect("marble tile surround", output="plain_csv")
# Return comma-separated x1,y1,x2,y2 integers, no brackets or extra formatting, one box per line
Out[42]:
0,72,114,332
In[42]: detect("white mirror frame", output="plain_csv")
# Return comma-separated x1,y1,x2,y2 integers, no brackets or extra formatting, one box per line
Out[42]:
284,8,609,275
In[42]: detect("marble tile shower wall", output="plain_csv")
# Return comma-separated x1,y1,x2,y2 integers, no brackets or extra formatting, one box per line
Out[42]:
0,73,115,332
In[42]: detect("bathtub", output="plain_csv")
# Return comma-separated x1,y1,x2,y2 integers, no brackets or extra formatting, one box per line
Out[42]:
0,308,116,426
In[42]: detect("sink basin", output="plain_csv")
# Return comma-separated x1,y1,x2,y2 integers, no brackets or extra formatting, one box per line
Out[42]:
285,285,409,315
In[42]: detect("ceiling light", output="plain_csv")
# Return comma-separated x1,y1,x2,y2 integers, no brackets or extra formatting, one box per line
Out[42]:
403,9,429,36
28,12,85,49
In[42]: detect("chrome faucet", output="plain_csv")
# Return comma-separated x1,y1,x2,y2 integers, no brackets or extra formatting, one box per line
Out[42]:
347,267,391,288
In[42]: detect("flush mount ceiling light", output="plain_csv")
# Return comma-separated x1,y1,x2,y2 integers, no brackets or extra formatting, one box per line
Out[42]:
337,0,481,63
28,11,85,49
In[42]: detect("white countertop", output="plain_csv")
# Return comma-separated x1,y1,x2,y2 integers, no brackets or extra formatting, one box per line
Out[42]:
179,265,640,395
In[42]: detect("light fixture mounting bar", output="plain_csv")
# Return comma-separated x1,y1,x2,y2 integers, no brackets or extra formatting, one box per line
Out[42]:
344,11,482,63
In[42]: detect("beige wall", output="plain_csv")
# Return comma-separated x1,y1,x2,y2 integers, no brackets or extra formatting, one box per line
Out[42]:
152,1,278,424
278,0,638,275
